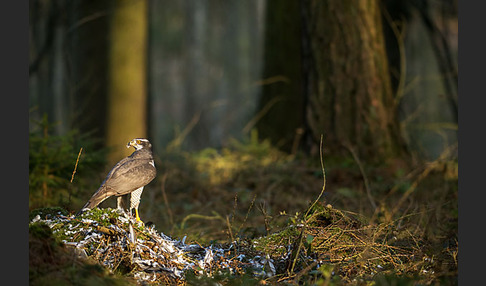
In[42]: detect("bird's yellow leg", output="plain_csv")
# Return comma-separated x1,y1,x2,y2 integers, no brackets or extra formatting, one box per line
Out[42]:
134,208,144,225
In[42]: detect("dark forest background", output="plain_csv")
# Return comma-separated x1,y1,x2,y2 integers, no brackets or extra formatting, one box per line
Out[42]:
28,0,458,217
29,0,457,161
28,0,458,232
29,0,458,284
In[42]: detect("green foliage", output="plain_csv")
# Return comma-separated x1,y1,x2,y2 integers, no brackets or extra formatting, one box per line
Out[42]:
76,207,123,227
253,225,301,256
29,114,106,211
228,129,289,161
314,264,341,285
190,130,293,186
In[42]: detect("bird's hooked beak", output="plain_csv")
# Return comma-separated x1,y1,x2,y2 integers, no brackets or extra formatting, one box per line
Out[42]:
127,140,134,149
127,139,140,149
127,138,146,150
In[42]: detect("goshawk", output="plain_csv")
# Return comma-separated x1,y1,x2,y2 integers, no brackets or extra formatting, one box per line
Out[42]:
79,138,156,223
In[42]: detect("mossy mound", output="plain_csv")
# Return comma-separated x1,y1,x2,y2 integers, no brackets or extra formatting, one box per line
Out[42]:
29,220,136,286
29,208,267,285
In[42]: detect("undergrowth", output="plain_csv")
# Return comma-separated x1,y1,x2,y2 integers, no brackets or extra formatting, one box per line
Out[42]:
29,114,106,210
29,128,458,285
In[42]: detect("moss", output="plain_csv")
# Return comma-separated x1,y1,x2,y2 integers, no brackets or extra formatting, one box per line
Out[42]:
77,207,123,227
252,225,300,256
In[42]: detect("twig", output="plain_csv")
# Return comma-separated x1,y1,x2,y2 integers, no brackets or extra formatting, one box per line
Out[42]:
226,215,234,242
236,194,256,236
292,252,329,284
242,96,283,134
67,11,109,34
167,111,201,150
388,144,456,220
290,135,327,275
257,201,271,235
231,193,238,225
70,147,83,183
305,134,327,218
342,142,376,210
288,228,305,275
180,213,224,230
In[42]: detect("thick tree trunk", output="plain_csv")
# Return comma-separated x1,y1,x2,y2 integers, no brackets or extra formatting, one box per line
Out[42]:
303,0,407,163
256,0,304,152
106,0,148,163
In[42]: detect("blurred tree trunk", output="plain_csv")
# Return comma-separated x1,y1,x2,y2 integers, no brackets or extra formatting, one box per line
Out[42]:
67,0,110,147
106,0,148,163
29,0,71,134
302,0,407,163
256,0,304,152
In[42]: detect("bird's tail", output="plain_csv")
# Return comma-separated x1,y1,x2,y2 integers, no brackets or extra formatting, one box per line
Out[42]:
76,185,110,215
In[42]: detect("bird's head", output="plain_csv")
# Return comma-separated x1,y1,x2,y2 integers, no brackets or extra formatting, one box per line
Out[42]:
127,138,152,151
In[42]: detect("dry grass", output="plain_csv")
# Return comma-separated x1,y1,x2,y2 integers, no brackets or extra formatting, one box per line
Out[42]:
30,136,458,285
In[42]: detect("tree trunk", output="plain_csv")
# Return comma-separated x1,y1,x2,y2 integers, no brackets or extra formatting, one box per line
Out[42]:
67,0,110,147
303,0,407,163
106,0,148,163
256,0,304,152
29,0,71,134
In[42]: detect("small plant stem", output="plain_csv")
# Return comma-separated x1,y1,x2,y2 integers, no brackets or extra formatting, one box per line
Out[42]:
71,147,83,183
342,142,377,210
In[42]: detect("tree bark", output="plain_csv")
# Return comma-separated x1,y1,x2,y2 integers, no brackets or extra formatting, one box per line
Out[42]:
106,0,148,163
303,0,407,163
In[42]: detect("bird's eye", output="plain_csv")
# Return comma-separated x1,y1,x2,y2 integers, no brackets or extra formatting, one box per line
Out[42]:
137,140,141,144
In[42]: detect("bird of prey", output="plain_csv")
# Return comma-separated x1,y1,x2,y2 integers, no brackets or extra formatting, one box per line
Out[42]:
79,138,156,223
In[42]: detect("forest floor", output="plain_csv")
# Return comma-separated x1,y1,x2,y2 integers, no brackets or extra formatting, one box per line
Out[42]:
29,136,458,285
